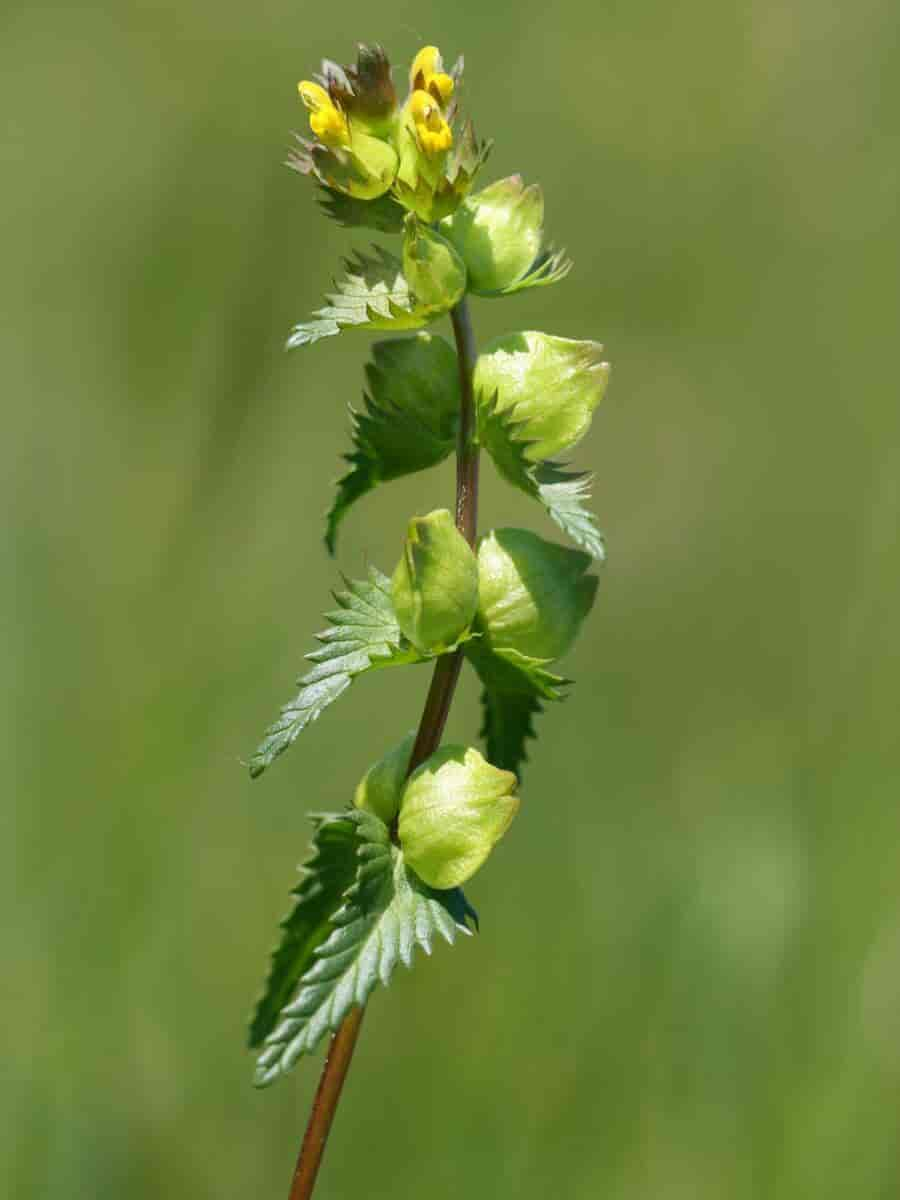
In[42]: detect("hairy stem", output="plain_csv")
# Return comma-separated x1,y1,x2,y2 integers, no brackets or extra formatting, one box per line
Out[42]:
285,297,479,1200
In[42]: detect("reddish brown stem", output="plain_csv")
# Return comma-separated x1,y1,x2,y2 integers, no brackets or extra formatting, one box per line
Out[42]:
286,1006,365,1200
285,297,479,1200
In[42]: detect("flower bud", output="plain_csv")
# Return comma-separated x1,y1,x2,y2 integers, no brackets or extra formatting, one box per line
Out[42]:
441,175,544,295
353,732,415,825
399,745,519,889
392,509,479,653
401,217,467,313
475,332,609,461
476,528,597,662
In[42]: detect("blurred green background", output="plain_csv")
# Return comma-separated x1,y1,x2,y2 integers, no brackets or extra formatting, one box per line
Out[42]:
4,1,900,1196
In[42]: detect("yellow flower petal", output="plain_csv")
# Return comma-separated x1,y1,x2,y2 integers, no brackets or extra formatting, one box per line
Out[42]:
409,45,442,89
427,72,454,106
297,79,349,147
408,89,453,155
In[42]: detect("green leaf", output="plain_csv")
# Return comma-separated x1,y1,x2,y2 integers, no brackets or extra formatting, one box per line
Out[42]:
286,247,432,349
254,811,476,1086
326,334,459,553
316,186,406,233
479,393,606,561
465,643,569,780
248,814,360,1049
479,688,543,779
492,246,572,295
249,568,425,778
531,462,607,562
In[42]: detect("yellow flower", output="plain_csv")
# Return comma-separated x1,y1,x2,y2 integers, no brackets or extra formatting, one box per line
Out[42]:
408,89,453,156
409,45,455,108
297,80,349,147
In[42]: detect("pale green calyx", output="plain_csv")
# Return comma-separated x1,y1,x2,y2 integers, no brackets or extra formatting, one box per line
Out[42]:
399,745,519,888
476,528,597,662
392,509,479,653
354,732,416,824
475,332,609,462
401,217,467,313
311,133,400,200
440,175,543,294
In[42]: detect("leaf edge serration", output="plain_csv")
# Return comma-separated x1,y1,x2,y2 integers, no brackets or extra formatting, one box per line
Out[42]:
254,810,477,1087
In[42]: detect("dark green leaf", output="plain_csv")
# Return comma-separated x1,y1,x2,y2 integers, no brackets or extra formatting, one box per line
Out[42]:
479,688,544,777
254,811,476,1086
326,334,459,553
465,642,569,781
316,187,406,234
249,569,425,778
248,814,360,1049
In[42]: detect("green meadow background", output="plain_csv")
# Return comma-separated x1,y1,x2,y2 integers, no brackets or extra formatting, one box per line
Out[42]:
4,1,900,1196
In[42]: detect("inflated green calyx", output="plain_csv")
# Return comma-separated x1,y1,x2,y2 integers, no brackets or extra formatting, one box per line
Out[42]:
475,331,609,461
476,527,597,662
353,732,416,825
399,745,519,888
392,509,479,653
303,134,400,201
440,175,544,294
401,217,467,313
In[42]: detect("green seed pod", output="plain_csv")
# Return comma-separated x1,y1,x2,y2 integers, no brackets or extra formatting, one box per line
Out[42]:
475,331,609,461
392,509,479,653
353,732,416,825
440,175,544,295
399,745,519,889
476,528,598,662
401,217,467,313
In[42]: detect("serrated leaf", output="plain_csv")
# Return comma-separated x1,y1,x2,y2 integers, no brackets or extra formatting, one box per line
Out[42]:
326,334,459,553
479,394,606,561
479,688,543,778
248,814,360,1049
286,246,432,349
532,462,607,561
249,568,426,778
489,246,572,295
465,643,569,780
316,186,406,233
254,811,476,1086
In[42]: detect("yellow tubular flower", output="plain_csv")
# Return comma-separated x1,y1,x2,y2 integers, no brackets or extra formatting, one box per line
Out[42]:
409,45,455,108
297,80,349,147
409,89,453,156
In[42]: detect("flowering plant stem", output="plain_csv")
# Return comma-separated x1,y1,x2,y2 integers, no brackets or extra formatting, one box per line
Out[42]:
286,297,479,1200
